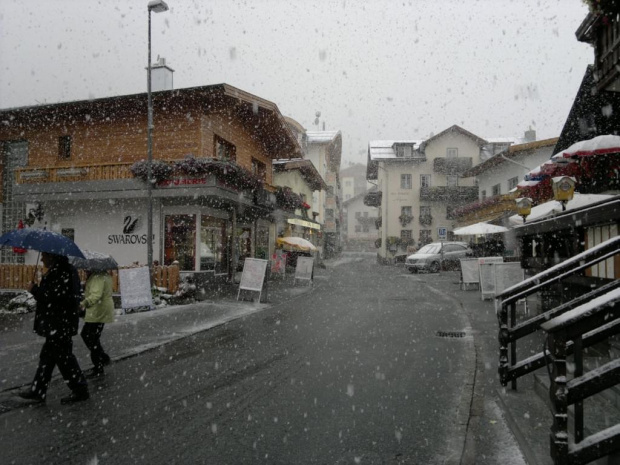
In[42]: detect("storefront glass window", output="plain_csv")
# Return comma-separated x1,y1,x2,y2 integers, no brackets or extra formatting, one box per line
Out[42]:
256,222,270,259
164,214,196,271
200,216,229,274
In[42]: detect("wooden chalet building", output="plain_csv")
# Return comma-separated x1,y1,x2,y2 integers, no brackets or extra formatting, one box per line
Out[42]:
0,83,302,285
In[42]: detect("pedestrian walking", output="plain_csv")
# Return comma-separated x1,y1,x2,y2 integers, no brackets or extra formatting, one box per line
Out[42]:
19,252,89,404
80,270,114,377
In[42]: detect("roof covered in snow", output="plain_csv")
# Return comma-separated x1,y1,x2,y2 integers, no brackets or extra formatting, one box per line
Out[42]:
306,131,341,144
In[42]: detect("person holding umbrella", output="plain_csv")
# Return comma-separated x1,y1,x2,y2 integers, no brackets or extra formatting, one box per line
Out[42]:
19,252,90,404
70,250,118,378
80,268,115,378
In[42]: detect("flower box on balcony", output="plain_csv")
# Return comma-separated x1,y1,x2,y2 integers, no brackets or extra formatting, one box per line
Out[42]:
419,215,433,225
57,167,87,177
19,170,48,180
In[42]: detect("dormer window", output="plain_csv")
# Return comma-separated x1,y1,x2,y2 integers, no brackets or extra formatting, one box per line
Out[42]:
395,144,413,158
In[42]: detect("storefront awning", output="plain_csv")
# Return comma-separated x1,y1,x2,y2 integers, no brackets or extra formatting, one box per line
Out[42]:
287,218,321,230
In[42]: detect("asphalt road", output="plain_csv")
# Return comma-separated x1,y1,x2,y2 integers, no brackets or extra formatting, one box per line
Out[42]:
1,257,475,464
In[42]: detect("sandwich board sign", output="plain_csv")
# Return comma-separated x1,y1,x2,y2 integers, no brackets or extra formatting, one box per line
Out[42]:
119,266,153,312
237,258,268,302
295,256,314,285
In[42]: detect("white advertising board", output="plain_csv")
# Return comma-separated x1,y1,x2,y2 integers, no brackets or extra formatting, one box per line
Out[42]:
294,257,314,284
459,258,480,290
494,262,525,296
119,266,153,311
479,263,497,300
238,258,268,300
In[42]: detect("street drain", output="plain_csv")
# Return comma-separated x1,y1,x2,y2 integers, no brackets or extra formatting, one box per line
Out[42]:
436,331,466,338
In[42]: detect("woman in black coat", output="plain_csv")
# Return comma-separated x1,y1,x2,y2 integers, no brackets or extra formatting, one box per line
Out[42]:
19,252,89,404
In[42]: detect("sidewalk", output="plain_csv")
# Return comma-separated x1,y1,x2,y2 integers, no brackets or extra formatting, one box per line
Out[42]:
426,269,551,465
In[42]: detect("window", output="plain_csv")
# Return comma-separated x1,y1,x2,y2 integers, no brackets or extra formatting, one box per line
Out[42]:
401,206,412,216
492,184,501,196
59,135,71,160
420,206,431,217
251,158,266,181
164,214,196,271
446,206,456,219
355,211,361,218
401,174,412,189
396,145,412,157
400,229,412,241
214,136,236,162
419,229,432,245
481,190,487,200
420,174,431,188
362,225,369,233
200,216,229,274
363,211,368,217
508,176,519,190
326,209,334,220
446,148,458,158
447,175,458,187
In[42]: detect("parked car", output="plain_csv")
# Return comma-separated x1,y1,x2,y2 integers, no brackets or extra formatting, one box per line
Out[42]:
405,242,473,273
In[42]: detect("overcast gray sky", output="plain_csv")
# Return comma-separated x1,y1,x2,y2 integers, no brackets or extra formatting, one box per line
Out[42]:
0,0,593,164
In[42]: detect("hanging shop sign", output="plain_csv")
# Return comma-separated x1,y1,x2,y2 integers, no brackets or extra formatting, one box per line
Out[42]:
287,218,321,230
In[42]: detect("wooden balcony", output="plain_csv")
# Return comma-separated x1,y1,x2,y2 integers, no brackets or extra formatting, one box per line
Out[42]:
419,186,478,203
577,12,620,92
15,162,135,185
453,192,519,224
13,161,278,201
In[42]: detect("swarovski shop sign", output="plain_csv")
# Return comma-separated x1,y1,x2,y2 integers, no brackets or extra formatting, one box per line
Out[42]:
108,214,148,245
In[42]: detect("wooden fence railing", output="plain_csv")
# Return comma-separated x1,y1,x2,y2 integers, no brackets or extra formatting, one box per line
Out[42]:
0,264,180,294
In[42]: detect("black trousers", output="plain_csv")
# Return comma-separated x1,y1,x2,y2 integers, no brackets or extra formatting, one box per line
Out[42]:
81,323,110,371
31,335,87,399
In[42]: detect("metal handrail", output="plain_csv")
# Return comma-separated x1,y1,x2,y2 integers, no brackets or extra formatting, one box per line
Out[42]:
542,291,620,464
498,235,620,389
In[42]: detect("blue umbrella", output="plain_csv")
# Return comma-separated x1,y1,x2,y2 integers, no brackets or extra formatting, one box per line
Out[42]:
0,228,86,258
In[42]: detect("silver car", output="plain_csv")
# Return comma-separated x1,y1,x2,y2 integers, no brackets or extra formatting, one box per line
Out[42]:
405,242,473,273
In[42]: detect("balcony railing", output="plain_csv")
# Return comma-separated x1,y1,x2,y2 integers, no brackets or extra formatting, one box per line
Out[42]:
453,192,519,223
433,157,473,175
364,191,382,207
15,162,135,184
419,215,433,226
419,186,478,203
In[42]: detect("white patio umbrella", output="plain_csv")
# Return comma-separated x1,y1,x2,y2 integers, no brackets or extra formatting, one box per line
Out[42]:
453,222,509,236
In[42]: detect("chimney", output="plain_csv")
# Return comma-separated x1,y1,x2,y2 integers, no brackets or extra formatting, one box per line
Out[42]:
150,57,174,92
524,127,536,142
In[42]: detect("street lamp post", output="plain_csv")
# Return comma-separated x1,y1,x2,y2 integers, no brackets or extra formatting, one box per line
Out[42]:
147,0,168,276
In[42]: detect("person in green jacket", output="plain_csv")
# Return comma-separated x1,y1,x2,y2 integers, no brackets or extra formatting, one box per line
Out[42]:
80,270,115,377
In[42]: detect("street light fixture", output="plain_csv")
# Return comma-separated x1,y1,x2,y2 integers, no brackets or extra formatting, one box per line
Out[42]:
516,197,532,223
551,176,576,212
147,0,169,276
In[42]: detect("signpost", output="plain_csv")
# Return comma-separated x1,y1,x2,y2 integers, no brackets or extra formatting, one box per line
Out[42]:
294,256,314,285
237,258,268,302
119,266,153,313
438,227,447,272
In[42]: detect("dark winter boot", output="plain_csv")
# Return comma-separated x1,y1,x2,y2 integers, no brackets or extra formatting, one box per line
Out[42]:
60,388,90,405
